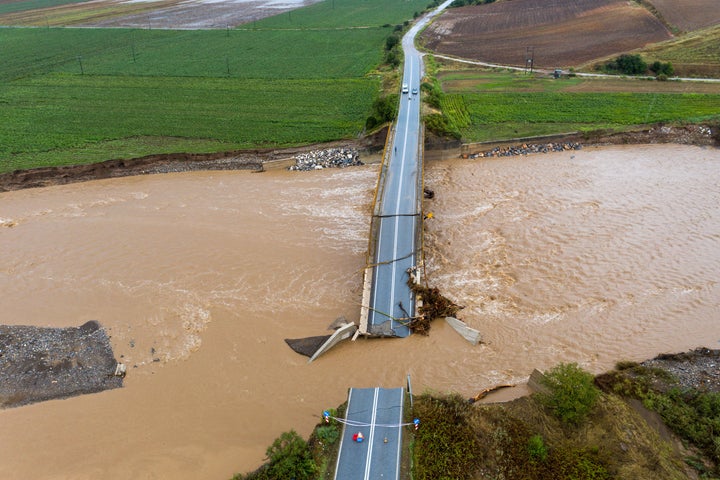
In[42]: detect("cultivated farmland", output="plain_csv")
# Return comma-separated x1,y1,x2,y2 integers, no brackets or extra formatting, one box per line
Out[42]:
644,0,720,32
0,0,430,172
437,70,720,142
420,0,671,69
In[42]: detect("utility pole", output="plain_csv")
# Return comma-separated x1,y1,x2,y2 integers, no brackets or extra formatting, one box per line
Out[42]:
525,46,534,74
77,55,84,75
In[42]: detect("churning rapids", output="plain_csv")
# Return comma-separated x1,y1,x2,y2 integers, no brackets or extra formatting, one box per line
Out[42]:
1,144,718,479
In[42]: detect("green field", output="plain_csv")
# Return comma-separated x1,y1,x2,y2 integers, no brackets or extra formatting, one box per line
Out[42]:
251,0,428,29
1,27,390,81
0,0,430,172
437,70,720,142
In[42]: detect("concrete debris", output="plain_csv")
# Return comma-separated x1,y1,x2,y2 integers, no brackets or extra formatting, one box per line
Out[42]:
327,316,350,330
467,142,582,159
288,147,362,171
285,335,332,357
445,317,481,345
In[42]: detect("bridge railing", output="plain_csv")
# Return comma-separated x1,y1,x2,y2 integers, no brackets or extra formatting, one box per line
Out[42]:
359,123,394,336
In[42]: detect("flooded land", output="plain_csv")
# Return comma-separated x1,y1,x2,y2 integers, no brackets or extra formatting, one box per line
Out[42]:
0,144,719,479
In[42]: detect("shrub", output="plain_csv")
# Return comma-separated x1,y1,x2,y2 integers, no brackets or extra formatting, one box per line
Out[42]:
412,393,480,480
650,61,674,77
528,434,548,462
424,113,460,139
539,363,599,425
265,430,317,480
315,425,340,445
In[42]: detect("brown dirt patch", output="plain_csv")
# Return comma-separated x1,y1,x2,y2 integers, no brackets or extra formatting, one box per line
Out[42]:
562,77,720,93
420,0,671,68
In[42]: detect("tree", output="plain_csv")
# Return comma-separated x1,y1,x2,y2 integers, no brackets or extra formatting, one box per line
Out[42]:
606,54,647,75
385,33,400,51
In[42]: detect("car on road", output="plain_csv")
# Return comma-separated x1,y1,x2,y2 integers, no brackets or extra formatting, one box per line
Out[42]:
402,83,409,94
411,87,418,95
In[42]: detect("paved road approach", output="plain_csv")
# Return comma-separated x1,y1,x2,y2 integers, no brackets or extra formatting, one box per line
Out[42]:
333,387,406,480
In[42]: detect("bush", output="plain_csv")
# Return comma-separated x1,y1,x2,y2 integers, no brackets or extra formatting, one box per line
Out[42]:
650,61,674,77
412,393,480,480
539,363,599,425
424,113,460,139
265,430,317,480
528,434,548,462
315,425,340,445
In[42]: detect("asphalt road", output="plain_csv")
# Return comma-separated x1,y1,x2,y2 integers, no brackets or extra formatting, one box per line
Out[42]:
367,0,454,337
333,387,406,480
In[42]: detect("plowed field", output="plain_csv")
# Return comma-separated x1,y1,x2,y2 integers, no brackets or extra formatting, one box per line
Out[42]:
421,0,671,68
645,0,720,31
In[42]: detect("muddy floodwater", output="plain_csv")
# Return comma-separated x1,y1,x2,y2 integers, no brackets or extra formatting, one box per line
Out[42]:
1,144,719,479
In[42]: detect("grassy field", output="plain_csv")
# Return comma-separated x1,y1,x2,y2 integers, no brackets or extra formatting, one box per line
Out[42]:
634,24,720,78
0,0,431,172
437,70,720,142
244,0,428,29
1,27,390,81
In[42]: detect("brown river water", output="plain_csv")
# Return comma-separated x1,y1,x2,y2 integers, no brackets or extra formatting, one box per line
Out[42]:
1,144,719,479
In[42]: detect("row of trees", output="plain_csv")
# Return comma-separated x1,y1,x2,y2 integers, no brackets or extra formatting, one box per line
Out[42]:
603,54,674,78
450,0,495,6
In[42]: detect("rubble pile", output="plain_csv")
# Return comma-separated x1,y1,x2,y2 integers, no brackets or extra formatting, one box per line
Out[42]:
288,147,362,171
468,142,582,159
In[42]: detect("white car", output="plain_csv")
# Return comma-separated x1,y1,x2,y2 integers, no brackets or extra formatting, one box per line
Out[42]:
402,83,409,94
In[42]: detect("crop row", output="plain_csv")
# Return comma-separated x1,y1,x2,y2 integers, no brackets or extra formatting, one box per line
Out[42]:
440,94,471,130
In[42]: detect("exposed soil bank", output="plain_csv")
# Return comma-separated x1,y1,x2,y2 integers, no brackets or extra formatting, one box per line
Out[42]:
0,132,386,192
0,321,122,409
2,124,716,193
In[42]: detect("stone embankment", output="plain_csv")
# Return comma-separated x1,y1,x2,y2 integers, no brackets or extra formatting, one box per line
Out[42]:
467,142,583,159
288,147,362,171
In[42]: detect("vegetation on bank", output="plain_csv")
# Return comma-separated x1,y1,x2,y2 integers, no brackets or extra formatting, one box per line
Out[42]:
615,23,720,78
598,362,720,477
234,360,719,479
426,67,720,141
0,0,431,172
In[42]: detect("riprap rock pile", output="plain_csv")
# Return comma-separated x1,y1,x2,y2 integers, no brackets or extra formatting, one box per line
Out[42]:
469,142,582,159
288,147,362,171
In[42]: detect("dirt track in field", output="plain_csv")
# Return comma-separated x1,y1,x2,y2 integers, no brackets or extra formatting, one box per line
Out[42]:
420,0,672,69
